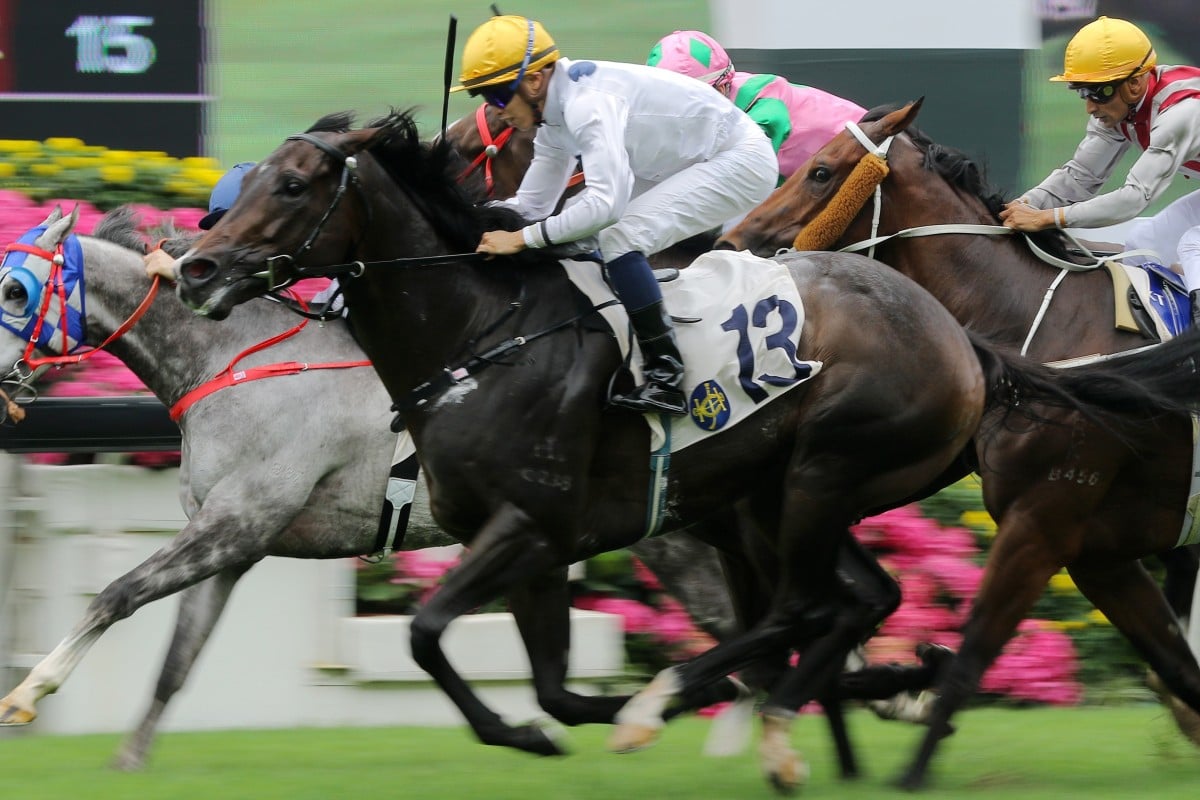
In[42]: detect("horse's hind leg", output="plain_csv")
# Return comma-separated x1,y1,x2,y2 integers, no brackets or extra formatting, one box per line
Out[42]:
508,566,629,726
112,565,251,771
898,521,1063,790
1158,543,1200,629
759,536,903,789
1070,559,1200,747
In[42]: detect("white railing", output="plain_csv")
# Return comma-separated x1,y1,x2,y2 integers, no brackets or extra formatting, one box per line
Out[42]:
0,456,624,736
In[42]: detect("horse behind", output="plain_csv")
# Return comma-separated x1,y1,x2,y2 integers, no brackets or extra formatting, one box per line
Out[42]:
0,206,735,769
172,110,1200,790
720,98,1200,788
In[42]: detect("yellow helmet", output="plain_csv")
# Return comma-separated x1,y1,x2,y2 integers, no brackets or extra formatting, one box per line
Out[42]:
452,15,560,94
1050,16,1156,84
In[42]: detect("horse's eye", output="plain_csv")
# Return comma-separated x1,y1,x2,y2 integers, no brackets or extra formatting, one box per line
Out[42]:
811,166,832,183
283,179,306,197
3,283,25,303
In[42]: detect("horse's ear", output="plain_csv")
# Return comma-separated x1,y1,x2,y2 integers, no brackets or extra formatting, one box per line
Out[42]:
39,205,64,228
342,127,383,157
37,205,80,250
881,97,924,137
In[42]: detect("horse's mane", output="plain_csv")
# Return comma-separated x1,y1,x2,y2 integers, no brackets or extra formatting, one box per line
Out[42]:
92,205,200,258
860,104,1076,263
358,108,554,267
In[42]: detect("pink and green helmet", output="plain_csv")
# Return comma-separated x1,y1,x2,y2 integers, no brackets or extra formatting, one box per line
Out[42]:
647,30,734,93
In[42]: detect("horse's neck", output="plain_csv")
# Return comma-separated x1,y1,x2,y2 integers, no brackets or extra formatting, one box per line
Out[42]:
870,183,1132,360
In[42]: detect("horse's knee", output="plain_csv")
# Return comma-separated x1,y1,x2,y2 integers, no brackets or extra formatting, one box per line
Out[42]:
409,615,446,669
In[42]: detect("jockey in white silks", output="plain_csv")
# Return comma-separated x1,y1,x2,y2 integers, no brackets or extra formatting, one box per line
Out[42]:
1000,16,1200,325
456,14,776,416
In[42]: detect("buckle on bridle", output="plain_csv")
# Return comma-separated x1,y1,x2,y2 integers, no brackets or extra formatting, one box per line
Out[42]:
254,254,296,292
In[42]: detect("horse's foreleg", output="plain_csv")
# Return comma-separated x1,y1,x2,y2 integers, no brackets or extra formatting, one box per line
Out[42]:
409,503,566,756
112,566,250,771
508,565,628,726
0,489,289,728
898,528,1062,790
1070,560,1200,748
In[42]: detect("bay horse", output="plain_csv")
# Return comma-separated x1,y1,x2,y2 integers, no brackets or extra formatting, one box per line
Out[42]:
172,110,1198,786
0,206,740,768
718,99,1200,789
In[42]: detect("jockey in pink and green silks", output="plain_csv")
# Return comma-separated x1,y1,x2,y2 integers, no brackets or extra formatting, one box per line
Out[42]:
648,30,867,185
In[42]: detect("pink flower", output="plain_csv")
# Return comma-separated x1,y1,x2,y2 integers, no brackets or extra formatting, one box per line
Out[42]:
574,596,660,635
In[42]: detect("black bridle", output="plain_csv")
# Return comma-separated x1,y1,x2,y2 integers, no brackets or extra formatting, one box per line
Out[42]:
256,132,486,303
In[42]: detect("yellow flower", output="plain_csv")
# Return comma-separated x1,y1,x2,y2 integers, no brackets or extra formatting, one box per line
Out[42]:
1086,608,1110,626
102,150,138,163
99,165,136,184
30,163,62,177
54,156,100,170
960,509,996,534
0,163,16,178
43,137,86,150
180,156,221,170
0,140,42,153
1048,572,1077,593
1048,619,1087,631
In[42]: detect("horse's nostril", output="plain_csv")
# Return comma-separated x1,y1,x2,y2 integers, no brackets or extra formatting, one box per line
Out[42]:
181,259,217,283
713,237,737,251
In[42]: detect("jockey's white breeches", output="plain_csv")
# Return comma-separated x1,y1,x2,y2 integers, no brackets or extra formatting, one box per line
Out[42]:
598,118,775,260
1123,187,1200,292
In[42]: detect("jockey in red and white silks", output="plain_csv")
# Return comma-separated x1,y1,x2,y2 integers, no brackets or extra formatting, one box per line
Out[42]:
1001,17,1200,320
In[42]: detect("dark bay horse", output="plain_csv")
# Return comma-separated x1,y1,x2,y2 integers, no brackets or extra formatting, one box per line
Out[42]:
0,206,737,769
719,99,1200,788
172,111,1200,788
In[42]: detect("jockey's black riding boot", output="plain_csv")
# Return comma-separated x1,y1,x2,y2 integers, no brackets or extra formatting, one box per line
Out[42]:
1190,289,1200,328
610,301,688,415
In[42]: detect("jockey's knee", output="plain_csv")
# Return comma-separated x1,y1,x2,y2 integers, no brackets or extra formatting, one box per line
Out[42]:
1178,227,1200,264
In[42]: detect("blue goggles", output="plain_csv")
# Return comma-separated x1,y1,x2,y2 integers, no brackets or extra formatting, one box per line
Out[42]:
478,82,519,109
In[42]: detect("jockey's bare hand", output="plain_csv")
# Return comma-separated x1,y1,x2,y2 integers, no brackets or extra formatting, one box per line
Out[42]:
477,229,527,257
1000,199,1056,232
143,249,178,281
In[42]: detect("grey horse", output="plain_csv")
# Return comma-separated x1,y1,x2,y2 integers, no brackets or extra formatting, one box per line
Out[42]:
0,207,734,769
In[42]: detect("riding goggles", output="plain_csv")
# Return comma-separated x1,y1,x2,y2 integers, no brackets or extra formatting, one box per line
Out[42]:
478,82,518,109
1069,81,1121,104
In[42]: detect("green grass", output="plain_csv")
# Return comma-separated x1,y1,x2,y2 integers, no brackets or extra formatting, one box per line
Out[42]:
208,0,711,164
3,707,1198,799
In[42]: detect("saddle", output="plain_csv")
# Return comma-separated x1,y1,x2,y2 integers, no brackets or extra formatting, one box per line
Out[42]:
1074,238,1190,341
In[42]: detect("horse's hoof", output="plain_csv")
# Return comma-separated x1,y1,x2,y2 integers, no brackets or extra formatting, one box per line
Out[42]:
521,718,570,757
0,696,36,726
895,767,928,792
110,749,148,773
763,754,809,795
608,723,660,753
1147,669,1200,748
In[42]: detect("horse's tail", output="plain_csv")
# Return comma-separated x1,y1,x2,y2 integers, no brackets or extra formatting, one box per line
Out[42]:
968,327,1200,432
